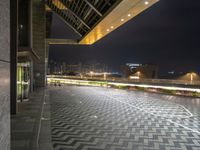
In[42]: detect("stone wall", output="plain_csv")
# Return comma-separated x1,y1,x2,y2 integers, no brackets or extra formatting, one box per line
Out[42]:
0,0,10,149
32,0,46,87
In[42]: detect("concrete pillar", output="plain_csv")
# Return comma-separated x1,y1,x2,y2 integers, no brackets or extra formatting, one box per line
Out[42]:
45,42,50,85
32,0,46,87
10,0,18,115
0,0,10,149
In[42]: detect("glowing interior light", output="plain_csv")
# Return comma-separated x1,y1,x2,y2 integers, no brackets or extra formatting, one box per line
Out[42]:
128,14,131,17
121,18,124,22
110,26,114,29
106,29,110,32
20,24,23,29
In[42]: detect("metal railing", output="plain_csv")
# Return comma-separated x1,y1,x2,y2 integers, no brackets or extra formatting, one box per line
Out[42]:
47,75,200,86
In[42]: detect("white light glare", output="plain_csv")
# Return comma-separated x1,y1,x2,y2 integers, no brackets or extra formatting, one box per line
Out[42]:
145,1,149,5
128,14,131,17
121,18,124,22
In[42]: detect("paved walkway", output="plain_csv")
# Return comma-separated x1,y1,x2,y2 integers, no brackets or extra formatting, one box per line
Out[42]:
49,85,200,150
11,88,53,150
11,85,200,150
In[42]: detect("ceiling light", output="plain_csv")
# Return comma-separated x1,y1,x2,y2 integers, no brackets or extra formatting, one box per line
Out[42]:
145,1,149,5
128,14,131,17
110,26,114,29
121,19,124,22
106,29,110,32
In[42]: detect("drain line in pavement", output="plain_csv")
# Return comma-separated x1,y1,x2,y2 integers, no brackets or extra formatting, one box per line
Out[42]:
36,92,47,150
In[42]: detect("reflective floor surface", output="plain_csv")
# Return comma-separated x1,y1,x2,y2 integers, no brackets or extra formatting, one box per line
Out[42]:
49,85,200,150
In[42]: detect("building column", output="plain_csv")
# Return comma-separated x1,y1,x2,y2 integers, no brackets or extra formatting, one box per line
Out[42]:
10,0,18,115
45,42,50,85
0,0,11,148
32,0,46,87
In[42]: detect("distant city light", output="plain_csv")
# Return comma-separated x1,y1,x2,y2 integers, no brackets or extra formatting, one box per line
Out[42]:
136,71,141,78
129,76,139,79
187,72,197,83
104,72,107,80
90,71,94,78
126,63,141,67
168,71,175,74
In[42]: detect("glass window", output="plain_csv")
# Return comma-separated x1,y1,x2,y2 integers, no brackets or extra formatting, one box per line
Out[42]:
18,0,30,47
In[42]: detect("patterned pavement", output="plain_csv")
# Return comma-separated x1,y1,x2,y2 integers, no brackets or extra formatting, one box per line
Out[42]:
49,86,200,150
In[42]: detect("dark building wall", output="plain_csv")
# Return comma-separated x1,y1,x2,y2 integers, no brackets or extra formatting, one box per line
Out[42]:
122,64,158,79
121,65,132,78
0,0,10,149
18,0,30,47
32,0,46,87
46,12,53,38
137,65,158,79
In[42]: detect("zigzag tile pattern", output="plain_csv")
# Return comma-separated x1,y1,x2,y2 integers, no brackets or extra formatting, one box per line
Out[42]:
49,86,200,150
105,89,200,133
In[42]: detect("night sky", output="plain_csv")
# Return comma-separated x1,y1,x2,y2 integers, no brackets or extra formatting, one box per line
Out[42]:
49,0,200,73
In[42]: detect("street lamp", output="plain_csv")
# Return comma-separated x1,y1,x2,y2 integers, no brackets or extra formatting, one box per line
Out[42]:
137,71,141,79
190,73,193,83
90,71,94,79
188,72,196,84
103,72,107,80
80,73,83,79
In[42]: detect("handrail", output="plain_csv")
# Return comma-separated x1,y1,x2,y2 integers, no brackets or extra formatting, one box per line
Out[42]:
46,75,200,86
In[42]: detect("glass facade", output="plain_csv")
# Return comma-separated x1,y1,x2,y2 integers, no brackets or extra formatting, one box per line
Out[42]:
18,0,30,47
17,0,31,102
17,62,30,101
